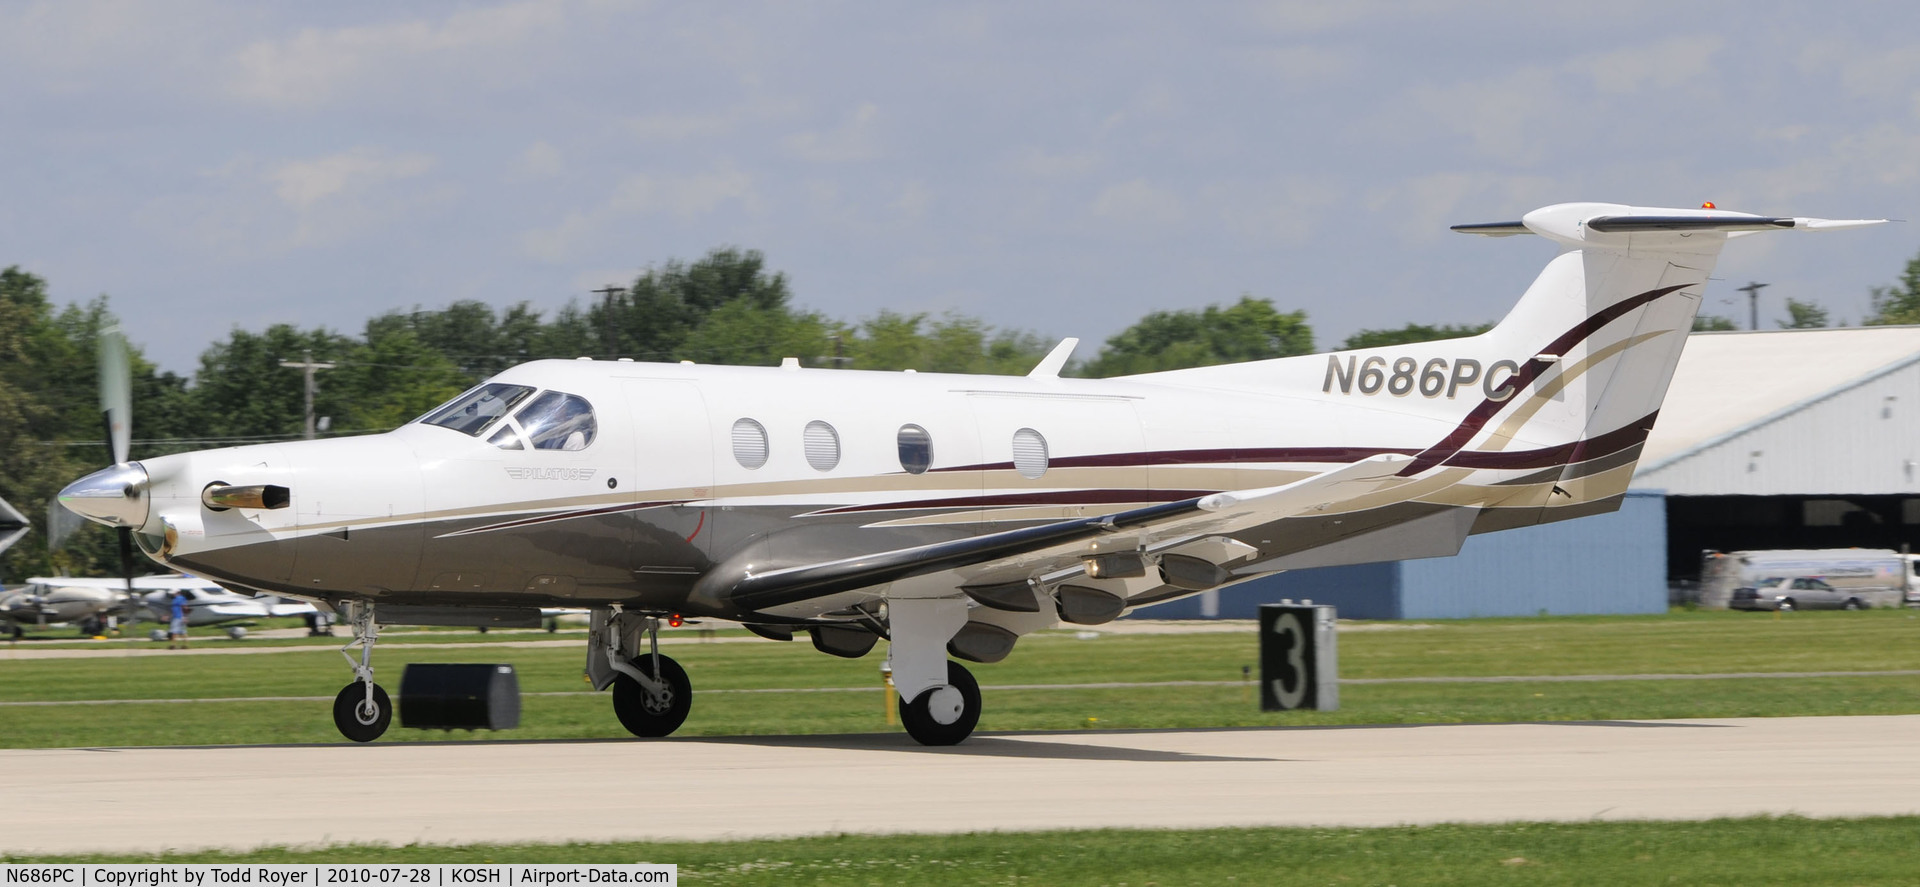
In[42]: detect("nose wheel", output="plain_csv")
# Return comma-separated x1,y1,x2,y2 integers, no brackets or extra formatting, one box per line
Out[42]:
333,682,392,742
600,612,695,738
332,602,390,742
898,660,981,746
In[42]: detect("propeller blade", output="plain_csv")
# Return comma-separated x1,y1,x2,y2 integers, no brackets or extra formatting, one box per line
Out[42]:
44,498,82,553
0,496,25,560
98,324,132,466
118,526,137,628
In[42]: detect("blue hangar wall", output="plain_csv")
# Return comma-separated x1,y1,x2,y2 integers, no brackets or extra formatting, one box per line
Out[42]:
1134,489,1667,620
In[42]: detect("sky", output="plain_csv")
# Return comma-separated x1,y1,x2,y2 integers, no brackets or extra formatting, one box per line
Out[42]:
5,1,1920,375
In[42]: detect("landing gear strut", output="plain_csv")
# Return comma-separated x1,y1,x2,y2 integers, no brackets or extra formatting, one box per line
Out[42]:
332,602,391,742
601,611,692,738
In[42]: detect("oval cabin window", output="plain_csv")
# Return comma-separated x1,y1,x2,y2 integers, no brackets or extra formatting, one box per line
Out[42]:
804,420,841,471
897,424,933,475
732,419,769,469
1012,428,1049,479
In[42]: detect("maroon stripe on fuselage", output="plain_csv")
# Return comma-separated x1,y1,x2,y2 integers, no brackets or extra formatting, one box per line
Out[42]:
812,416,1657,518
803,488,1216,517
928,446,1423,475
441,499,691,536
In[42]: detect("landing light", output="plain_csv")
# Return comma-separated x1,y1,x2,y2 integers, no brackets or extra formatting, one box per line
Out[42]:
202,483,291,511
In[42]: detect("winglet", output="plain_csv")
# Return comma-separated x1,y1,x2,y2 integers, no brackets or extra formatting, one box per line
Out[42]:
1028,337,1079,379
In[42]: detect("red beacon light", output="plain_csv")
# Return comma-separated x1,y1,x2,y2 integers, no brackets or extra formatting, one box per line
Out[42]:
1701,201,1716,209
667,613,684,628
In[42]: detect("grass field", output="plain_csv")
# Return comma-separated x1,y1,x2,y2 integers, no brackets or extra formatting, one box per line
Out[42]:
8,610,1920,881
3,608,1918,747
20,816,1920,885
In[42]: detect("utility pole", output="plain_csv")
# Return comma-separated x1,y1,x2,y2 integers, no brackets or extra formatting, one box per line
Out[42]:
1736,281,1769,331
279,351,336,440
592,285,626,358
822,333,853,368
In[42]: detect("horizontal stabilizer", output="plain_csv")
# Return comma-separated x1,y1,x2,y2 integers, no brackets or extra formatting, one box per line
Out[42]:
1454,208,1888,238
1449,221,1530,237
1586,215,1886,233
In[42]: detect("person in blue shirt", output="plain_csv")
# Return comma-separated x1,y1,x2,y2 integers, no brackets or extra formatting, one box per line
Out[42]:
168,590,189,649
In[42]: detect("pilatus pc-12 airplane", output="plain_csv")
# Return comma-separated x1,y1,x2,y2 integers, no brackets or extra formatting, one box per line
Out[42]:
60,202,1883,744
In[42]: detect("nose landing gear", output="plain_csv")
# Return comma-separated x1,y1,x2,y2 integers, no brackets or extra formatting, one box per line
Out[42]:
332,602,391,742
597,611,693,738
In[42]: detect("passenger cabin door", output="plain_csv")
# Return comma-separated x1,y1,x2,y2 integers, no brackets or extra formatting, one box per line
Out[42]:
623,381,714,591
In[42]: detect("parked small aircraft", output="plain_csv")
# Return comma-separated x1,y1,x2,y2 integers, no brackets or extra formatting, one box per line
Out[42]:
58,202,1883,743
139,582,317,631
0,574,246,637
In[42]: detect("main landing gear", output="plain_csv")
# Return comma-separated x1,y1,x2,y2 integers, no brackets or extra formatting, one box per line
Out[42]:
593,610,693,739
333,602,392,742
583,598,985,746
888,596,983,746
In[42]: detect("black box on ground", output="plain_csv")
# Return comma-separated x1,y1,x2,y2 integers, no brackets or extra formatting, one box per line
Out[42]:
400,663,521,730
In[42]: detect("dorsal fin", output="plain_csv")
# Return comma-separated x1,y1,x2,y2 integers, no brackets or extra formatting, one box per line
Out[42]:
1028,338,1079,379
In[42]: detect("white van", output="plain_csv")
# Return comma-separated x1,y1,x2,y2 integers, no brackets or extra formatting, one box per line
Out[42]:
1699,549,1911,610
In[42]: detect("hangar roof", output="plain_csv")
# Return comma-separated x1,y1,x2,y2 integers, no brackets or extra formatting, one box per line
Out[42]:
1644,326,1920,466
1640,325,1920,476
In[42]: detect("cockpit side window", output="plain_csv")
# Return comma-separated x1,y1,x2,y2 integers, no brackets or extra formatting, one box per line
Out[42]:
509,391,597,451
419,383,536,436
487,424,526,450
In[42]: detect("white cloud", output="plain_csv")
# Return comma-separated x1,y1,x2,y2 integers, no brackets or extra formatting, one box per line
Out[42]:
785,102,883,162
1363,172,1559,243
1207,177,1345,244
1800,36,1920,105
893,181,933,220
1573,35,1724,95
1008,147,1102,179
268,148,436,210
1090,179,1184,226
520,168,761,262
230,1,563,107
523,141,565,177
1235,44,1357,84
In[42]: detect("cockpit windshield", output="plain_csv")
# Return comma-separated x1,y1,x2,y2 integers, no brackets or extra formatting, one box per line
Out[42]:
506,391,597,450
418,383,536,436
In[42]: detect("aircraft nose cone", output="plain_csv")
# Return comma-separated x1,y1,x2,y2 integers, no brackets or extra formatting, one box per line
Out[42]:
58,463,150,529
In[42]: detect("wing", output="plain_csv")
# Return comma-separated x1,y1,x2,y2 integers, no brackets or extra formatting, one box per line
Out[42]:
718,454,1411,617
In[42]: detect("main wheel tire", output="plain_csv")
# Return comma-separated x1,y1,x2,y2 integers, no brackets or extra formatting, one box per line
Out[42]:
1844,598,1864,610
612,653,692,738
1779,598,1796,612
332,682,391,743
898,660,982,746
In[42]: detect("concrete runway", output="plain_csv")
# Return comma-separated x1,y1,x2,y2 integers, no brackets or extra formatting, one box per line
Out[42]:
4,715,1918,854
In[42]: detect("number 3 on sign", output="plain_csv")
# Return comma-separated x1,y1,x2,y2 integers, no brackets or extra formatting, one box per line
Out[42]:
1271,612,1307,709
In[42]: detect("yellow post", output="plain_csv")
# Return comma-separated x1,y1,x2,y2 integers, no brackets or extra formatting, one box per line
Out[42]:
884,675,897,725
